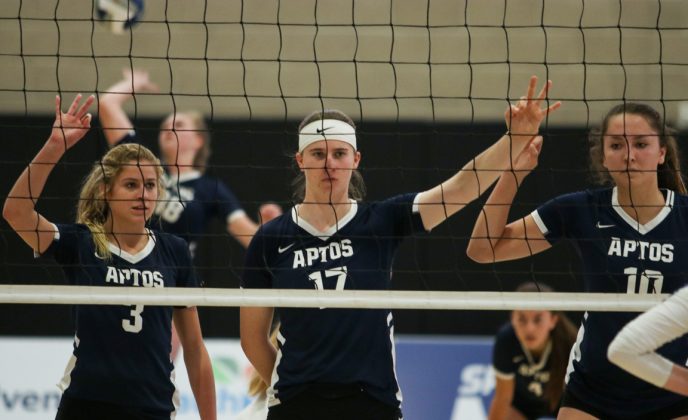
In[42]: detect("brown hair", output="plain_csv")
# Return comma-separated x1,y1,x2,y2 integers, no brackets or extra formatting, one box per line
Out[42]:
515,282,577,411
588,102,686,194
291,109,366,202
76,143,164,260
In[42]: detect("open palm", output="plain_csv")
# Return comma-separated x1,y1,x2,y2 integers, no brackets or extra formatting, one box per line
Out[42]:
50,94,95,150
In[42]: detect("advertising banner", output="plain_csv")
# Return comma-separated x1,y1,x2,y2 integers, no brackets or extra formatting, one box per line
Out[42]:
0,336,495,419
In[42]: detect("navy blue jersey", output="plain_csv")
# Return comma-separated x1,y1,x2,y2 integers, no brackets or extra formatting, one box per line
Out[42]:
241,193,426,409
532,187,688,417
492,323,557,419
119,133,245,257
43,223,198,415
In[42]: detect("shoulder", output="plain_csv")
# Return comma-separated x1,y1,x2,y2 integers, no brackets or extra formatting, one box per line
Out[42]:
670,190,688,206
494,322,518,346
553,188,609,205
151,230,190,254
256,212,292,235
54,223,92,240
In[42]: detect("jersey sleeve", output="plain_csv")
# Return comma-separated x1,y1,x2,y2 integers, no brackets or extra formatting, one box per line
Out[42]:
212,179,246,225
170,235,199,289
530,192,583,244
40,223,88,283
608,286,688,388
387,192,427,236
240,226,273,289
492,324,517,379
41,223,83,263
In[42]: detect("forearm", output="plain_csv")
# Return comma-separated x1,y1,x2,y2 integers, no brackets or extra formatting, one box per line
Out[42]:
418,133,527,230
4,141,64,225
243,340,277,385
608,288,688,389
99,81,135,146
227,216,258,249
184,346,217,420
665,365,688,396
466,171,520,262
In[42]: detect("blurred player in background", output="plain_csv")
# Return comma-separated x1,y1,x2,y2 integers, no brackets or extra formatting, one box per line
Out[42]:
489,282,577,420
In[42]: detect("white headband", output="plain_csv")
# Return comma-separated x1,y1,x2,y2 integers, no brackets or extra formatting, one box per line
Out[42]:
298,119,357,152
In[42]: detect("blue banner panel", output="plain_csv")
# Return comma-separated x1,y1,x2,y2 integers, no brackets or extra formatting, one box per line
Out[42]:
396,336,495,420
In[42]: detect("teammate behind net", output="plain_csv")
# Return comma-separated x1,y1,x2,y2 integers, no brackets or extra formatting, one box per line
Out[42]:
2,95,216,420
240,76,560,420
467,103,688,419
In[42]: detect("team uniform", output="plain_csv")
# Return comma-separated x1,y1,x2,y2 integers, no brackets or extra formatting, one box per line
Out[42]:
241,193,426,416
492,323,558,419
531,186,688,419
42,223,198,419
119,133,246,258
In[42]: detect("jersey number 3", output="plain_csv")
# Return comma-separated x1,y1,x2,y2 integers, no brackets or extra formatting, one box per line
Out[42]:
122,304,144,333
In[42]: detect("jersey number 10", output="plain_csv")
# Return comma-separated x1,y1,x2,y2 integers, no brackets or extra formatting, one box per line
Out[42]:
624,267,663,294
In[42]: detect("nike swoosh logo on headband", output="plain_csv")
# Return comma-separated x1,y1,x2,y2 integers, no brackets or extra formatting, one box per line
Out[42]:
316,126,333,134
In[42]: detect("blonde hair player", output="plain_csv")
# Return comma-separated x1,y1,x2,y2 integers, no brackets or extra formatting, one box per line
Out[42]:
467,102,688,419
3,94,216,420
99,68,281,360
241,76,560,420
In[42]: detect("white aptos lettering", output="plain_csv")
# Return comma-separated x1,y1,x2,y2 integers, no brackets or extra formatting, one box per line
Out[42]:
292,239,354,268
607,237,674,263
105,266,165,287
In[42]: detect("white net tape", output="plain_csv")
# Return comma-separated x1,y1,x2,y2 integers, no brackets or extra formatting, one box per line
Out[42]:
0,285,667,312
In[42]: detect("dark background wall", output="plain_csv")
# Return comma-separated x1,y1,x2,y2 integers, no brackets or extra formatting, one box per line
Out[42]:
0,115,602,337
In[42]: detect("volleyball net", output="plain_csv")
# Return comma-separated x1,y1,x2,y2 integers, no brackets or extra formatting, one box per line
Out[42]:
1,0,687,330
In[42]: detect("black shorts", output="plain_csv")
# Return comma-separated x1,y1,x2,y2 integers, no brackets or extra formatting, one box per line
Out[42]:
55,395,170,420
267,383,402,420
561,388,688,420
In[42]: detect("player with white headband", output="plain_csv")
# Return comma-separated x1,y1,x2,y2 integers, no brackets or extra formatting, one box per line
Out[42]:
241,76,560,420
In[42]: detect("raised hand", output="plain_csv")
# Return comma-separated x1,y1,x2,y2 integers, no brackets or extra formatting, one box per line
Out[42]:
505,76,561,141
49,94,95,150
120,68,159,94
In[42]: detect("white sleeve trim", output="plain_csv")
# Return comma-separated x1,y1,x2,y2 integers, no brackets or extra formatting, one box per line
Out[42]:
608,287,688,388
33,223,59,258
492,366,515,380
530,209,549,235
411,192,422,214
226,209,247,225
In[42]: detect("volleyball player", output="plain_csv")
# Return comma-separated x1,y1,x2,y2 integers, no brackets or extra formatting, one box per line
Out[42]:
489,282,577,420
240,76,560,420
467,103,688,419
608,285,688,397
2,94,216,419
99,68,281,358
99,68,281,252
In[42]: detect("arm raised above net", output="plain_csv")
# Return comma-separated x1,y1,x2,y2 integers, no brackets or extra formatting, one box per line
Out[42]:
3,94,94,254
416,76,560,231
466,136,551,263
99,68,159,147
